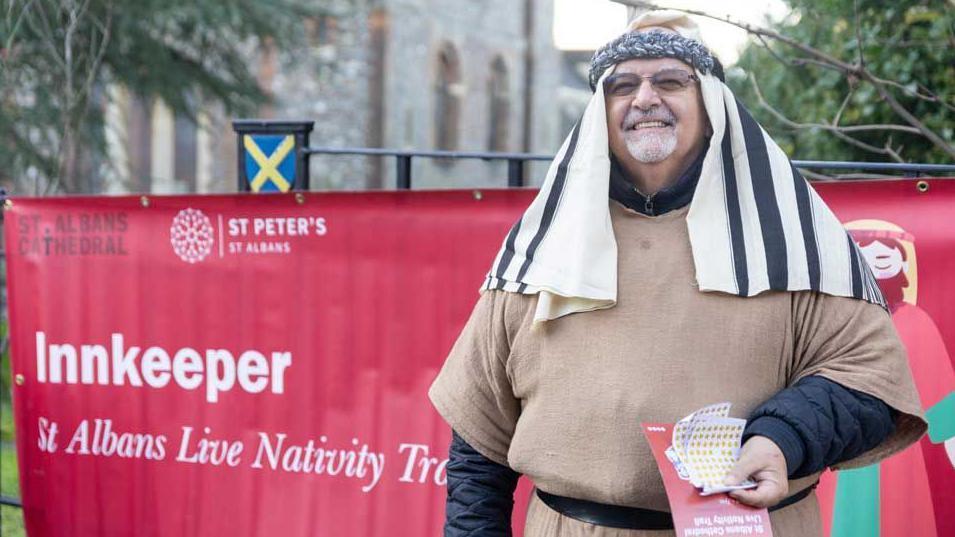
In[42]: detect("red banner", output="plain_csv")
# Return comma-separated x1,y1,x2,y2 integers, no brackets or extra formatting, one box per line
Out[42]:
814,180,955,537
4,181,954,536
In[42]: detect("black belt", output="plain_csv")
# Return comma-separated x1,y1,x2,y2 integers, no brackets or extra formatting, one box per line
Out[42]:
536,484,816,531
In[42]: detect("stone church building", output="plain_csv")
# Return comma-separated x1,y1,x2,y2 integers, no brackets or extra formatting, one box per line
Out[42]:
105,0,562,194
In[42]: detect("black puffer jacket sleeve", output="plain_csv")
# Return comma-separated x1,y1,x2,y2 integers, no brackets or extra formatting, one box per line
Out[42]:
743,375,896,479
445,430,520,536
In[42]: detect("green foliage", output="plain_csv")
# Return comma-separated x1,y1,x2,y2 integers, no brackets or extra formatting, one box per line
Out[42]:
0,402,12,445
1,438,24,537
1,400,22,537
0,0,333,193
0,318,9,415
0,505,26,537
1,317,22,535
0,414,16,494
728,0,955,163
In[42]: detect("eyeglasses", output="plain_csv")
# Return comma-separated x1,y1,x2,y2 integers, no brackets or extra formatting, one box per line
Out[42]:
604,70,698,98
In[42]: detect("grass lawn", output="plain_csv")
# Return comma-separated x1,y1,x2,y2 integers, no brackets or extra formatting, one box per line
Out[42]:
1,400,25,537
2,317,26,536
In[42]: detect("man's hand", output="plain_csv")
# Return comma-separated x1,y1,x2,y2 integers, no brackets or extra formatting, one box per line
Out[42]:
724,435,789,508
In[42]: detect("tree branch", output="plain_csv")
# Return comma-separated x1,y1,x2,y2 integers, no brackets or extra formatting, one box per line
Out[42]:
754,33,792,67
2,0,39,60
749,75,919,135
871,76,955,114
832,88,855,126
78,0,114,104
790,57,844,72
797,169,834,181
853,0,864,69
615,0,955,161
26,0,66,70
785,57,954,116
617,1,861,72
869,78,955,159
883,140,904,164
748,74,909,158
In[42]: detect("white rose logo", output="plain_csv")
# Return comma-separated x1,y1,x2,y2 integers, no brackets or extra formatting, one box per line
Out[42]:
170,208,214,263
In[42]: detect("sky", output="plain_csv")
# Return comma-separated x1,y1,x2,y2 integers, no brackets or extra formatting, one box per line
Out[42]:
553,0,790,65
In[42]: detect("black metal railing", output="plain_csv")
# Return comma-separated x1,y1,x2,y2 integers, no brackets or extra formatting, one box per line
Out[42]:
302,146,955,189
789,161,955,175
301,147,553,188
233,120,955,191
1,495,22,508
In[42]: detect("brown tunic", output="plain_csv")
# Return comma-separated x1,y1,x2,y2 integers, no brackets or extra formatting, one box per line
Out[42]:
429,202,925,536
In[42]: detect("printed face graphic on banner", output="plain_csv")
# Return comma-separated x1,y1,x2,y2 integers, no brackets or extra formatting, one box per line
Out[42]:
846,219,918,307
833,216,955,537
859,240,907,279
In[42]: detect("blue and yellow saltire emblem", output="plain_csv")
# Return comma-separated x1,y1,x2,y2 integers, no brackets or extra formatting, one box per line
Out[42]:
243,134,296,192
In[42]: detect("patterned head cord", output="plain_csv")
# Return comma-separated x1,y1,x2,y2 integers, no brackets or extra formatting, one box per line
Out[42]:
588,30,725,91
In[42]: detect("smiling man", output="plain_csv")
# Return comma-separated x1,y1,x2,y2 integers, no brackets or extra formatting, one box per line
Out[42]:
429,10,926,537
605,57,709,201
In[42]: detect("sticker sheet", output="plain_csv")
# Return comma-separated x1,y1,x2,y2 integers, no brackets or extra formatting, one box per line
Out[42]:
668,403,756,495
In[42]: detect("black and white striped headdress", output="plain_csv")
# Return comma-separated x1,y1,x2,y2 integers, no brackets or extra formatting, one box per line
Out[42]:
483,10,885,321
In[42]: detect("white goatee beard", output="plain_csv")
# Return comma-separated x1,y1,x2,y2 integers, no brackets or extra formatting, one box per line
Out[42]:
625,130,678,163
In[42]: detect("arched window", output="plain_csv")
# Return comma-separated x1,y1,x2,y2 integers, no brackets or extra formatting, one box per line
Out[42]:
173,112,197,191
126,93,153,192
487,56,510,152
434,43,462,151
173,94,198,191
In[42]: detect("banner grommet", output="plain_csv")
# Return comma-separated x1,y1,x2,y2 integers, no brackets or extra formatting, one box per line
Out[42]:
917,180,929,193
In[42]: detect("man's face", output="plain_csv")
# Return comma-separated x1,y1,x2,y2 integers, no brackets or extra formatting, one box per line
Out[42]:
604,58,708,166
860,240,907,279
